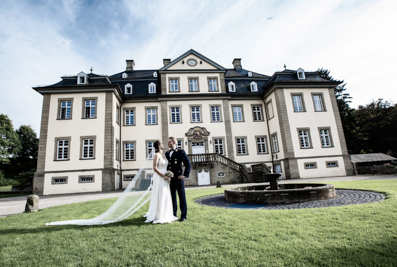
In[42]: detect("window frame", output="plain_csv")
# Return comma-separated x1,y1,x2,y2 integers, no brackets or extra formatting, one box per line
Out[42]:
168,77,180,92
304,162,317,169
210,105,223,123
318,127,334,148
291,93,306,112
145,106,158,125
123,141,136,161
189,105,202,123
255,135,268,155
54,137,71,161
231,105,245,122
311,93,327,112
82,97,98,119
115,139,120,161
188,77,200,92
125,83,133,94
124,174,135,181
148,82,156,94
271,133,279,153
116,105,120,125
297,128,313,149
124,107,136,126
213,137,225,156
52,176,68,185
207,77,219,92
235,136,248,156
146,140,157,159
250,81,258,92
251,104,263,122
266,100,274,120
169,105,182,124
177,139,184,150
57,98,73,120
80,136,96,160
228,81,236,92
78,175,95,183
326,161,339,168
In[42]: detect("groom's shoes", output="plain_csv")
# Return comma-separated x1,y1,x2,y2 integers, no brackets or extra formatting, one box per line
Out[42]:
180,218,186,222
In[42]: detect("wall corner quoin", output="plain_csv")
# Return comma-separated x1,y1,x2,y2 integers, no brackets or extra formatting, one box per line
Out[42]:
33,171,44,195
102,169,115,191
343,155,355,176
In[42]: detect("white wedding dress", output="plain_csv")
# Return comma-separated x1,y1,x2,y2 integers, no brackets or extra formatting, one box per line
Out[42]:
144,156,178,224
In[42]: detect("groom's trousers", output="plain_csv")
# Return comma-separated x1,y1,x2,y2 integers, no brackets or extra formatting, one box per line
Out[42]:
170,179,187,219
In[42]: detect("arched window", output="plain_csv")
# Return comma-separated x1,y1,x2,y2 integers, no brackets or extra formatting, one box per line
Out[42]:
248,71,252,77
153,72,157,77
228,81,236,92
250,81,258,92
122,73,128,79
125,83,133,94
148,82,156,94
77,72,87,84
297,68,305,80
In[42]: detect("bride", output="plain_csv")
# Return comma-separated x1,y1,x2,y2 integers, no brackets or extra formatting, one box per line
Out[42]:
144,140,178,224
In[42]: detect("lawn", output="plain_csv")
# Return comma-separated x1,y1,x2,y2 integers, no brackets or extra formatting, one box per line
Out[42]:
0,180,396,266
0,186,12,192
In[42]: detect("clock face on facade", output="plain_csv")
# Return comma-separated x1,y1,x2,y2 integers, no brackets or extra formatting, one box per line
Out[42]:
187,59,197,66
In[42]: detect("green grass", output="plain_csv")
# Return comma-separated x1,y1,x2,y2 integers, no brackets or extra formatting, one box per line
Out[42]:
0,180,396,266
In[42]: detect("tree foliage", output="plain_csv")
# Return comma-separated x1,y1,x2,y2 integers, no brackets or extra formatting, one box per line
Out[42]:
356,99,397,156
0,114,21,164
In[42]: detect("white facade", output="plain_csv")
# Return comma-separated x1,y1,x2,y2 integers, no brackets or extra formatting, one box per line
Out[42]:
33,50,353,195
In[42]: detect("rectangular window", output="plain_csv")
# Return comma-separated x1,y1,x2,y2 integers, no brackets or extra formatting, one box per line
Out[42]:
147,109,156,124
326,161,338,168
305,162,317,169
57,140,69,160
213,139,224,155
191,106,201,122
149,83,156,94
60,101,72,119
256,137,267,154
79,176,94,183
124,143,135,160
82,138,94,159
271,134,279,153
233,106,243,122
292,95,304,112
236,138,247,155
320,129,332,147
177,140,183,150
211,106,221,122
208,78,218,91
116,106,120,124
299,130,311,148
189,79,198,91
252,105,263,121
84,100,96,118
171,107,181,123
266,100,274,119
125,109,134,125
147,141,155,159
313,94,324,111
52,177,68,184
170,79,179,92
115,140,119,160
124,175,134,181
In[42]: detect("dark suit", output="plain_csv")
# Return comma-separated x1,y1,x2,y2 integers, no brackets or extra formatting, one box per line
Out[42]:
165,148,191,219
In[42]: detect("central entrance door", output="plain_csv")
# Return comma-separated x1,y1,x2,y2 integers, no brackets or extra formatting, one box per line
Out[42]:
192,142,205,154
197,169,210,185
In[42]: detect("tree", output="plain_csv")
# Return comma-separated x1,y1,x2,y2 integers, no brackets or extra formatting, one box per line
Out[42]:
317,68,360,154
0,114,21,164
14,125,39,177
356,99,397,156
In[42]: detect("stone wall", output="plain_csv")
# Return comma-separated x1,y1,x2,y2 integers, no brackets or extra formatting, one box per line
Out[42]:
185,161,241,186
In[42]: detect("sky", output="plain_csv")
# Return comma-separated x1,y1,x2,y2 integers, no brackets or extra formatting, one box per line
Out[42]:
0,0,396,135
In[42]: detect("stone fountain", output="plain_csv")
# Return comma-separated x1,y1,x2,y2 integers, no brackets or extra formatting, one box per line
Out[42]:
225,173,336,204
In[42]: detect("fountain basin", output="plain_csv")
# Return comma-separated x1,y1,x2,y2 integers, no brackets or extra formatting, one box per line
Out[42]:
225,183,336,204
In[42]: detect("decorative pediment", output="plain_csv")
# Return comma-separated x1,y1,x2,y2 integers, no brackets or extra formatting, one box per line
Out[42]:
160,49,225,71
185,126,210,139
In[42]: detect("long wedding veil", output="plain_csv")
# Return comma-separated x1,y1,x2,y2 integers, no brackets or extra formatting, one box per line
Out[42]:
46,151,156,226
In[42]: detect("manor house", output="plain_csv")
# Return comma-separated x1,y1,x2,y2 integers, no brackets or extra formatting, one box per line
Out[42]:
33,49,353,195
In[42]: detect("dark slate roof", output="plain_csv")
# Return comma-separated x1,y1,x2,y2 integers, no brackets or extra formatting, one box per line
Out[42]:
109,70,158,80
225,68,270,78
263,71,340,89
350,153,397,163
41,73,111,88
224,79,268,95
117,80,160,98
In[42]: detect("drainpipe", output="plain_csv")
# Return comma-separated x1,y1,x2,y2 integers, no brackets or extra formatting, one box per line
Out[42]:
262,99,275,173
119,100,123,189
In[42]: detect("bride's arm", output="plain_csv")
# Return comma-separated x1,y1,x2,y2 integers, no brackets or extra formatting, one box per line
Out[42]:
152,153,169,181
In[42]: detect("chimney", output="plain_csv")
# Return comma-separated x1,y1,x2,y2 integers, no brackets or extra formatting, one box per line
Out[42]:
163,59,171,66
126,60,135,71
232,58,242,70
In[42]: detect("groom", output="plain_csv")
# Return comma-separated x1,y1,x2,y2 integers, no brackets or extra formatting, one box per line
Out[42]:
165,136,191,222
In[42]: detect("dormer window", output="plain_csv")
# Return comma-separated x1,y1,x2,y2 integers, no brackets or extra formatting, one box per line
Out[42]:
148,82,156,94
122,73,128,79
77,72,87,85
297,68,305,80
125,83,133,94
228,81,236,92
248,71,252,77
153,72,157,78
250,81,258,92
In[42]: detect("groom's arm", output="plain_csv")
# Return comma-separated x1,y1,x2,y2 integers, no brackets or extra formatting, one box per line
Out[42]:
181,150,191,178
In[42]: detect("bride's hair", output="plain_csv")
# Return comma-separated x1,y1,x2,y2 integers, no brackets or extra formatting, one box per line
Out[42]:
154,140,161,153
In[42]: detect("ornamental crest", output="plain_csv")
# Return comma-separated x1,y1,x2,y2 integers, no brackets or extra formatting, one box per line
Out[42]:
185,126,210,139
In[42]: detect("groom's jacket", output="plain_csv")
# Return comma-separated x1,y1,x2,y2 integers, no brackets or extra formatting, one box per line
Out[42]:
165,148,191,179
